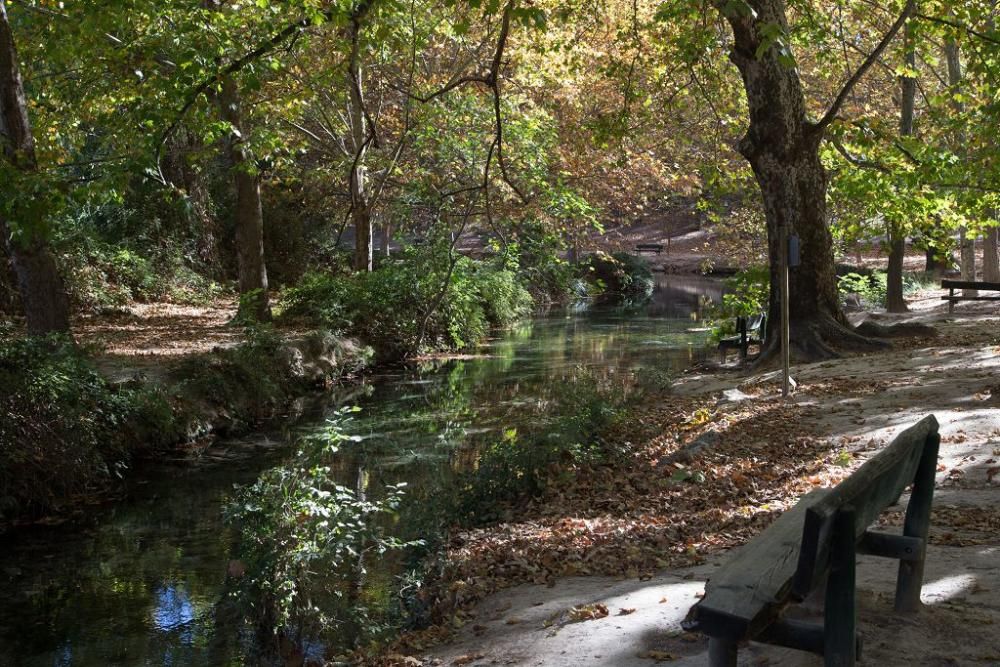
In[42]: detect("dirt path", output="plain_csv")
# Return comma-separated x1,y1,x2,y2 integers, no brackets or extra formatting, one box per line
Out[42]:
419,292,1000,666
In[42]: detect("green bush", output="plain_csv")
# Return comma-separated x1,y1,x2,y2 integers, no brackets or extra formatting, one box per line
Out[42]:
170,325,291,419
225,409,420,654
448,368,632,524
838,271,887,309
584,251,654,303
707,265,769,341
278,246,533,360
0,336,175,521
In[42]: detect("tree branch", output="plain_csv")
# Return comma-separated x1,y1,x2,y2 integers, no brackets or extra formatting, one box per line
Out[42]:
815,0,915,131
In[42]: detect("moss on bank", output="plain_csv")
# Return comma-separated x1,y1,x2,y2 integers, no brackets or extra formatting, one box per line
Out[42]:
0,328,372,528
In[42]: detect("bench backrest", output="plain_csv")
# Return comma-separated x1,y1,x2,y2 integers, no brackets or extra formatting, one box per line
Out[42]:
942,279,1000,290
791,414,939,597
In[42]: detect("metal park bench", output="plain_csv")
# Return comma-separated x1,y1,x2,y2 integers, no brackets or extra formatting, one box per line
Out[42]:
941,279,1000,313
717,314,765,361
683,415,940,666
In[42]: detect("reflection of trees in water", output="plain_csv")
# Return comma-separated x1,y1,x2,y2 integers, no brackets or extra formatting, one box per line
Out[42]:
0,282,722,665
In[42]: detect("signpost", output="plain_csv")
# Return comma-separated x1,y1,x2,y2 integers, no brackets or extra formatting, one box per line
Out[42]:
781,229,800,398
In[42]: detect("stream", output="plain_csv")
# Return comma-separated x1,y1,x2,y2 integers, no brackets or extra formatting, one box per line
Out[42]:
0,274,724,666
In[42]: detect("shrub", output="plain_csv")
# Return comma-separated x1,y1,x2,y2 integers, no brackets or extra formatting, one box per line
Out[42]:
584,251,654,303
707,265,769,341
278,246,534,360
447,368,633,524
838,271,887,309
225,409,420,655
0,336,175,521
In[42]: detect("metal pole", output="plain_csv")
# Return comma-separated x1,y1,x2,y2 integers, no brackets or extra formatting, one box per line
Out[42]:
781,225,791,398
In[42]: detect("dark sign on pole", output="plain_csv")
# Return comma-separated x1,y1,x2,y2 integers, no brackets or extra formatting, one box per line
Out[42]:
788,235,801,268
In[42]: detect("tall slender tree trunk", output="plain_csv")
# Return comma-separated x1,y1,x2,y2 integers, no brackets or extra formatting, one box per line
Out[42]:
945,38,976,294
381,222,392,258
0,0,70,335
217,77,270,321
887,19,915,313
715,0,881,360
984,224,1000,283
348,8,374,273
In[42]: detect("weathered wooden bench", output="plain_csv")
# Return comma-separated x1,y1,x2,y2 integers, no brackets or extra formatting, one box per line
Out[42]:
941,279,1000,313
717,314,765,361
635,242,666,255
683,415,940,666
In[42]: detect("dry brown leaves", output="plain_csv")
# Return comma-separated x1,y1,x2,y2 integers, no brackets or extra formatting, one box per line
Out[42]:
878,505,1000,547
389,394,841,657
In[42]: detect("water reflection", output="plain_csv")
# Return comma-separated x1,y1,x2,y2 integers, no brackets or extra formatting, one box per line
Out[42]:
0,273,722,666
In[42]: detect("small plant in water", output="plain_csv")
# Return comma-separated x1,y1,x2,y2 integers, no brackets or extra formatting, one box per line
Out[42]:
225,407,421,658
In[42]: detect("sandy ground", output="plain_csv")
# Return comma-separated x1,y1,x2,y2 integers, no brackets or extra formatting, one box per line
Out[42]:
422,291,1000,666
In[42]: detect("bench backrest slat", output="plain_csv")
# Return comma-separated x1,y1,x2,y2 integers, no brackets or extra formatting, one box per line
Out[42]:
792,415,938,597
941,279,1000,290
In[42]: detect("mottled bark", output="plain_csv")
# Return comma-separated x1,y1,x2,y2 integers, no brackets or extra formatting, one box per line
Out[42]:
348,7,374,273
717,0,883,360
217,77,270,321
381,222,392,258
0,0,70,334
984,225,1000,283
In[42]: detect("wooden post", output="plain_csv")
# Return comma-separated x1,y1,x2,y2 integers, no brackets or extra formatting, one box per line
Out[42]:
895,432,940,612
739,316,748,360
708,637,738,667
825,508,857,667
780,225,791,397
949,287,955,314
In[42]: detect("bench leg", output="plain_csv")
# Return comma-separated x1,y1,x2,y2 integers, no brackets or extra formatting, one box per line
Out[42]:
825,508,857,667
949,288,955,314
895,432,940,612
708,637,737,667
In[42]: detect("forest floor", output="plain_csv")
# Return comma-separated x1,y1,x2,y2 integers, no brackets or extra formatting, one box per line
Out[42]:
409,290,1000,667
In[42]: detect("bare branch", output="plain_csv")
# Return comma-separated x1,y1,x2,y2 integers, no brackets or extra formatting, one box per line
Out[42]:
815,1,915,131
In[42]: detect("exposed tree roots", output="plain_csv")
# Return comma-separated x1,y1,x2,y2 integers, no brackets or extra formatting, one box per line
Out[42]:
756,313,890,366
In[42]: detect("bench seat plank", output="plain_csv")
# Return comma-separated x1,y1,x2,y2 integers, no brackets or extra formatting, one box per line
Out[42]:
685,489,831,640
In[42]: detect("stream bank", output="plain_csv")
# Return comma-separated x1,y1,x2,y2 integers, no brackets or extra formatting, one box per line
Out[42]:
0,274,725,665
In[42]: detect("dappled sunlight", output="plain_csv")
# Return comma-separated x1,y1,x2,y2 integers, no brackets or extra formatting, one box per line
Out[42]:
920,574,979,605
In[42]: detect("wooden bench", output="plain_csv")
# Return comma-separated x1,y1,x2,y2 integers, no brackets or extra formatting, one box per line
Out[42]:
941,279,1000,313
717,314,765,361
683,415,940,666
635,242,666,255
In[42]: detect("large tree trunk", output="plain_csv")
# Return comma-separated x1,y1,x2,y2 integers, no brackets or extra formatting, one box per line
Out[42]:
716,0,881,360
887,19,915,314
0,0,71,335
945,39,976,294
984,224,1000,283
217,77,270,321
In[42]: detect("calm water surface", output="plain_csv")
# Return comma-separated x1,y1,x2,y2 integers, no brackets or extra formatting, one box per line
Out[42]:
0,274,723,666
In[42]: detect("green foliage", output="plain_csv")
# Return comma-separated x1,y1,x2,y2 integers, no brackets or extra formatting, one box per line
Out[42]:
0,335,175,521
705,266,768,341
279,246,533,359
720,265,769,319
225,408,419,653
171,324,290,416
448,368,631,524
584,251,654,303
838,271,887,309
